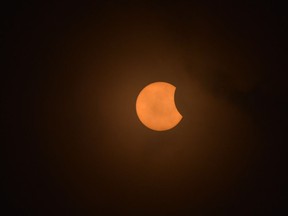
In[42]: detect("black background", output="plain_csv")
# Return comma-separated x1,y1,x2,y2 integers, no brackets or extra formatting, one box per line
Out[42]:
3,1,287,215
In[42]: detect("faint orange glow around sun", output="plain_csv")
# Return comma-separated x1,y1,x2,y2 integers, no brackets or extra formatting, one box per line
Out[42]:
136,82,183,131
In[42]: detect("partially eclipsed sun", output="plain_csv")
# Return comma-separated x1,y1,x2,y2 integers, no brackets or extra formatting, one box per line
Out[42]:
136,82,183,131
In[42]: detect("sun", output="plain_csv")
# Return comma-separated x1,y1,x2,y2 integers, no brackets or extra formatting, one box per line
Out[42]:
136,82,182,131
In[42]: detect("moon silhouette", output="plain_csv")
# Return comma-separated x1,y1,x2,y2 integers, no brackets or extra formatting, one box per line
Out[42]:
136,82,183,131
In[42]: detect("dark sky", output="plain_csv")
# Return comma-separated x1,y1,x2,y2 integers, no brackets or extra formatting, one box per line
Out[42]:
3,1,287,215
